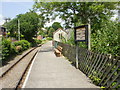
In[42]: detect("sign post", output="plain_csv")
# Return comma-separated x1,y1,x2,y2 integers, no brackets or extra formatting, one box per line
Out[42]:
74,25,90,69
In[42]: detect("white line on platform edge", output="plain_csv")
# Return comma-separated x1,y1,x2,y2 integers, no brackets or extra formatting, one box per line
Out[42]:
22,50,39,88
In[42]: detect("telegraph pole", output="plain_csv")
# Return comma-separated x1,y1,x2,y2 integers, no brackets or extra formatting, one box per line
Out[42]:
18,19,20,41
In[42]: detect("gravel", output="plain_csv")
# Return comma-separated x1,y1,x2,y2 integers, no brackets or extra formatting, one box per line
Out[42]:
0,46,41,88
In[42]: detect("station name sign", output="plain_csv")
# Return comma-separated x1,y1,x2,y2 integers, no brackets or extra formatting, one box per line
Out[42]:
74,25,88,42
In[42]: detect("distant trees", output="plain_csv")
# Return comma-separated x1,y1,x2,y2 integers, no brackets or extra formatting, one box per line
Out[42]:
46,22,62,37
33,2,118,28
47,27,55,37
52,22,62,30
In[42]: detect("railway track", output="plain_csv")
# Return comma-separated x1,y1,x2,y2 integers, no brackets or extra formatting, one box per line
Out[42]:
1,47,37,78
0,45,41,89
15,50,38,89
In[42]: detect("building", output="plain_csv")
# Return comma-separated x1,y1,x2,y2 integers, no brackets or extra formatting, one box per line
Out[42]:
37,35,43,40
53,28,68,42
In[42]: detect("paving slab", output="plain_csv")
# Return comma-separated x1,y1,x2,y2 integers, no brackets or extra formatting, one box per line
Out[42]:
24,41,99,88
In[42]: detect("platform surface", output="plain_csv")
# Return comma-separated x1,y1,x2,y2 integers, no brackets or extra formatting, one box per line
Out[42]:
24,41,99,88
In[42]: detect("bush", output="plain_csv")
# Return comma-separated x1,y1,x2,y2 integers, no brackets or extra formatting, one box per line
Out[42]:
2,38,16,60
15,45,22,53
35,39,42,45
46,37,53,40
2,39,31,61
20,40,31,50
30,39,37,47
14,40,30,51
31,39,42,47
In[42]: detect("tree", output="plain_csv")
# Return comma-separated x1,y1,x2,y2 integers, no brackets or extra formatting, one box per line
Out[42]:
5,12,40,42
52,22,62,30
33,2,118,29
38,28,47,38
5,18,18,38
33,1,119,56
47,27,55,37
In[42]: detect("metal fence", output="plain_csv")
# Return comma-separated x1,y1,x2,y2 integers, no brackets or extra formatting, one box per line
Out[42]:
53,41,120,88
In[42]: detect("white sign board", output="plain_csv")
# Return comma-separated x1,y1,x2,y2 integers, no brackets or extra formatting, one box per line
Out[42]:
76,27,85,41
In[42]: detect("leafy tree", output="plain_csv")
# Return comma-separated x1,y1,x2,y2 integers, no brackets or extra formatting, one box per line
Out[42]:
91,20,119,56
17,12,39,42
5,18,18,38
47,27,55,37
5,12,40,42
52,22,62,30
45,22,62,37
33,1,119,56
38,28,47,38
33,2,118,28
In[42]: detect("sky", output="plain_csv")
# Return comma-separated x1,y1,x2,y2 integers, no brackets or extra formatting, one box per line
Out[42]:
0,0,64,26
0,1,34,25
0,0,118,26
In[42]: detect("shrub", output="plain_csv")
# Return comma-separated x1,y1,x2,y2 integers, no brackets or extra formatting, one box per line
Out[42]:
31,39,42,47
35,39,42,45
20,40,31,50
46,37,53,40
2,39,31,61
16,45,22,53
14,40,30,51
2,38,16,60
30,39,37,47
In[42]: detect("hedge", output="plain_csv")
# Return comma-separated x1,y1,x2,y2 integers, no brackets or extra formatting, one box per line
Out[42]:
2,38,30,61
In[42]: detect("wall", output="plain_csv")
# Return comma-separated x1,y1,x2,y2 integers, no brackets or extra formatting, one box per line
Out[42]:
53,29,67,42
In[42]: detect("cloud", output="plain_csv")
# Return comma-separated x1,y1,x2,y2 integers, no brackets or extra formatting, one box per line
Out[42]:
45,16,65,27
0,14,5,25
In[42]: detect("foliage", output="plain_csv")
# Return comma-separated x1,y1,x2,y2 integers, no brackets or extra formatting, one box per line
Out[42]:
38,29,47,38
47,27,55,37
89,75,101,85
2,38,16,60
52,22,62,30
5,12,40,42
33,1,119,56
100,86,105,88
15,46,22,53
65,20,119,56
14,40,31,52
34,39,42,45
63,31,75,45
2,38,30,61
45,22,63,37
91,20,119,56
46,37,53,40
33,2,118,28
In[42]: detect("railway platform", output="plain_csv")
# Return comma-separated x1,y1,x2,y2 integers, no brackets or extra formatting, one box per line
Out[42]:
23,41,99,88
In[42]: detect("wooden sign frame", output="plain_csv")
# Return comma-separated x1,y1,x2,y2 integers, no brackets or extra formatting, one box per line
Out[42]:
74,25,88,43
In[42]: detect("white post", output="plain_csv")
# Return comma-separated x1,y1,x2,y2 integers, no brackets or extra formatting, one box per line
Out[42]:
76,42,79,69
88,18,91,50
18,19,20,41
